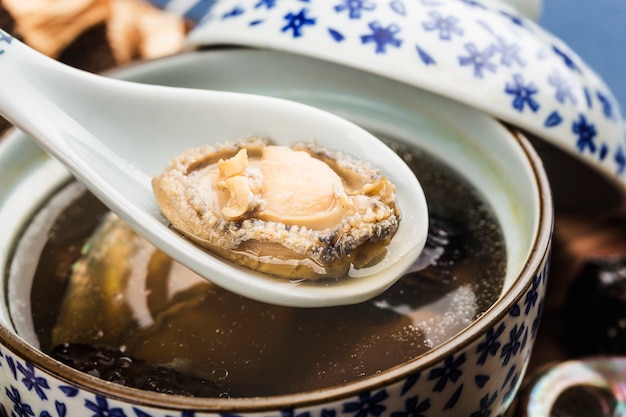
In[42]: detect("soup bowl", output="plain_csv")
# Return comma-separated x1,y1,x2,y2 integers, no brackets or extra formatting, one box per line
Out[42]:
0,47,551,416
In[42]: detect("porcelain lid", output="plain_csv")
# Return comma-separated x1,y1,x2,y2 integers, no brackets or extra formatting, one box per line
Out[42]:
154,0,626,200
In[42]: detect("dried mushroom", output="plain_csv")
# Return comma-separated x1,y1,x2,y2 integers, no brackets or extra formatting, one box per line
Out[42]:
4,0,186,64
152,137,401,280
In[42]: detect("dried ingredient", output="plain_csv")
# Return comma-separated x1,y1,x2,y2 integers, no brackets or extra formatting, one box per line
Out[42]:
4,0,185,63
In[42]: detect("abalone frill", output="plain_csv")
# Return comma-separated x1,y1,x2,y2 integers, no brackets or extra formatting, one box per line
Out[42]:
152,137,400,280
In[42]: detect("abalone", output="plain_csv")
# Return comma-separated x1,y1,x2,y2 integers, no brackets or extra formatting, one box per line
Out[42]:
151,136,400,280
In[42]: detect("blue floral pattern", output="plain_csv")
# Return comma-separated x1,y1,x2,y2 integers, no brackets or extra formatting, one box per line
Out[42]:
174,0,625,184
0,2,556,415
0,250,551,416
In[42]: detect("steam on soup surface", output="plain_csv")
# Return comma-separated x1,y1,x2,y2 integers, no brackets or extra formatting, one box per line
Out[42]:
26,139,506,398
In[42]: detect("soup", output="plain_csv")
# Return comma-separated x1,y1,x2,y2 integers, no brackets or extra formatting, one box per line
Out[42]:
20,138,506,398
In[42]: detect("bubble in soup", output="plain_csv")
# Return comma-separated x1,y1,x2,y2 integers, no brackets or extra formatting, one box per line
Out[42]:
26,138,506,398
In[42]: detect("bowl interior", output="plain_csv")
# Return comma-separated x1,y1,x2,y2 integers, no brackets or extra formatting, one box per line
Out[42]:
0,48,546,403
113,48,541,293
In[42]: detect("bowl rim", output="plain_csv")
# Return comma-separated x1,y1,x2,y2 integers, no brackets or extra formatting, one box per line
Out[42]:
0,126,552,412
0,52,553,412
0,128,552,414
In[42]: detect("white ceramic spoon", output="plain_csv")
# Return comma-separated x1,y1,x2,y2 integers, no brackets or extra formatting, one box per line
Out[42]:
0,29,428,307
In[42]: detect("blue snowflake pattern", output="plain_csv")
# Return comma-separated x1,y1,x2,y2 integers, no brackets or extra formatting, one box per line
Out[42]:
328,28,345,41
342,390,389,417
6,385,34,417
390,395,431,417
390,1,406,16
500,10,525,27
476,323,505,365
552,45,580,73
599,143,609,160
55,401,68,417
470,392,498,417
510,304,521,317
502,367,521,403
531,298,543,337
596,91,614,119
59,385,80,397
584,87,593,108
475,19,495,36
222,6,244,19
500,323,525,365
17,362,50,401
501,364,516,389
548,70,577,105
85,395,127,417
444,386,463,410
334,0,375,19
415,45,436,65
360,21,402,53
422,11,463,41
523,275,541,315
493,37,524,68
427,353,466,392
255,0,278,9
505,74,540,112
545,110,563,127
278,409,312,417
615,146,626,175
5,353,17,379
458,43,496,78
401,373,421,395
573,114,597,154
281,8,316,37
475,375,490,388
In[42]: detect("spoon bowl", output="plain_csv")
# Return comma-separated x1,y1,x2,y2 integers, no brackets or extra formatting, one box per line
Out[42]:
0,29,428,307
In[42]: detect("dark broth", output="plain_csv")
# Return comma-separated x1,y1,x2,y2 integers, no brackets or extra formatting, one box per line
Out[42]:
25,139,506,397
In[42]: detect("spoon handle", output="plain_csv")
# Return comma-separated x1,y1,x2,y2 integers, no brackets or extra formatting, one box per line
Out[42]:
0,29,429,307
0,30,104,165
0,29,154,223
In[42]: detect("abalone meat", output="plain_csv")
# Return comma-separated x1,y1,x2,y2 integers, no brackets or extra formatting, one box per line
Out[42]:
151,136,400,280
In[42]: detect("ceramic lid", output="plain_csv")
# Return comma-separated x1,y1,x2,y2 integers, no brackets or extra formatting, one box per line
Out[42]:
149,0,626,207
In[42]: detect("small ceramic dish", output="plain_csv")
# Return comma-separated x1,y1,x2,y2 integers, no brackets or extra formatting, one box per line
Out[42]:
517,357,626,417
0,48,552,417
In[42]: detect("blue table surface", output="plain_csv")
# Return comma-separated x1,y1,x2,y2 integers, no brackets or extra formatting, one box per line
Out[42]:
540,0,626,117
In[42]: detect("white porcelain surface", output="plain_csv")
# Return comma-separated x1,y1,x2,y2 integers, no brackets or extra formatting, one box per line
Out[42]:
184,0,625,194
0,49,552,417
